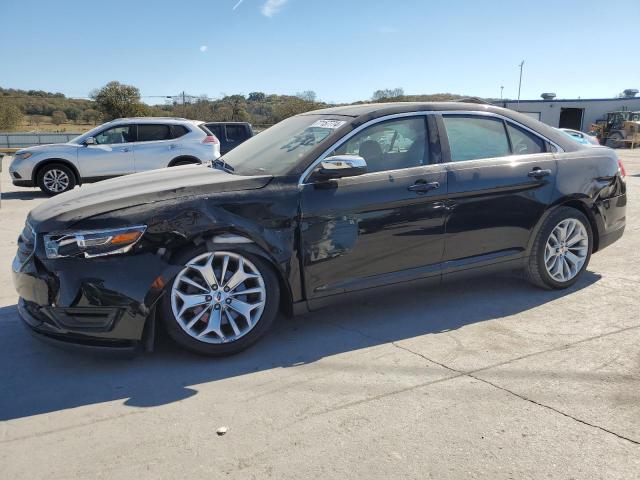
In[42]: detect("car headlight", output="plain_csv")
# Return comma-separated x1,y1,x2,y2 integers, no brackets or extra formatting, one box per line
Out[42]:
15,152,33,160
44,225,146,259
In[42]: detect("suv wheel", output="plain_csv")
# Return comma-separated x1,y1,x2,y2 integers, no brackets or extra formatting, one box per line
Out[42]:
37,163,77,196
527,207,592,290
161,247,280,356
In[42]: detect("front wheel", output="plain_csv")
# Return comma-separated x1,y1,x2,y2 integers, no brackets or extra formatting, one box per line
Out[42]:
527,207,592,290
161,248,280,356
605,132,624,149
37,163,77,196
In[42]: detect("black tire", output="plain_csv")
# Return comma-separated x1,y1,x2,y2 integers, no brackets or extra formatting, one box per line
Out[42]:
605,133,624,149
160,246,280,356
527,207,593,290
170,158,199,167
37,163,77,196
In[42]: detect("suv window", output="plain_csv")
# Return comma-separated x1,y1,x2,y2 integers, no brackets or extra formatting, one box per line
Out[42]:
443,115,510,161
506,123,545,155
330,117,428,173
171,125,189,139
226,124,249,142
206,124,225,140
94,125,134,145
137,124,172,142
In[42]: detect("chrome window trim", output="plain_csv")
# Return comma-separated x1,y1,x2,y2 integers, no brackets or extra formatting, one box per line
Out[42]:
298,110,563,186
299,111,432,185
438,110,565,158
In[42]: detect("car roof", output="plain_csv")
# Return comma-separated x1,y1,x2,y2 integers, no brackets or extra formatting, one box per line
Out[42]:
108,117,204,125
303,101,582,152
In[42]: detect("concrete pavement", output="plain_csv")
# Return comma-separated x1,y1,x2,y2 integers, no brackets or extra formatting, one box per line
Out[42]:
1,151,638,479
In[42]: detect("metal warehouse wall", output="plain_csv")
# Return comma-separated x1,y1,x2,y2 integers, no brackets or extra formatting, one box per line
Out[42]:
500,98,640,131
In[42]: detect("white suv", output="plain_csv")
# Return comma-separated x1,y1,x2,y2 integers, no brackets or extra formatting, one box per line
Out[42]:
9,117,221,195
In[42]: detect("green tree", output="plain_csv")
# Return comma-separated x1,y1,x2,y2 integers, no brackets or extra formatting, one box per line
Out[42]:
248,92,266,102
51,110,67,125
0,103,23,130
81,109,101,125
91,81,144,120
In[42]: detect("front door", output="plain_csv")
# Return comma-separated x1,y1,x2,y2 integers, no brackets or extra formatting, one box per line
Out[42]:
439,114,558,269
79,124,135,179
300,115,448,298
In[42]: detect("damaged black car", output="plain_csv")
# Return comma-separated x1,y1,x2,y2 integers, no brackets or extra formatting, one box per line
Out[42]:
12,103,627,355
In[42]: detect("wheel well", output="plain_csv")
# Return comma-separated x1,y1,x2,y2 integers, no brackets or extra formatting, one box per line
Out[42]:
33,159,81,185
557,200,600,252
166,238,295,317
168,156,201,167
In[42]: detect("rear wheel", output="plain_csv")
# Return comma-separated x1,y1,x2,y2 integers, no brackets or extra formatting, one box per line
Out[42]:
37,163,76,196
527,207,592,290
161,247,280,356
605,132,624,149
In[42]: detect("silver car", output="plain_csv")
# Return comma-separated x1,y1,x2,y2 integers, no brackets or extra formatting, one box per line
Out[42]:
9,117,221,195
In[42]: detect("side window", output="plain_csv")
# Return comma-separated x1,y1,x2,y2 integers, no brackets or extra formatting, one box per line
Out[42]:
137,124,172,142
171,125,189,139
506,123,545,155
206,124,225,140
442,116,510,161
94,126,134,145
226,124,249,142
329,117,428,173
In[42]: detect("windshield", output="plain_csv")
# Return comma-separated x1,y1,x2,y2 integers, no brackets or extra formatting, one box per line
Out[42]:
221,115,351,175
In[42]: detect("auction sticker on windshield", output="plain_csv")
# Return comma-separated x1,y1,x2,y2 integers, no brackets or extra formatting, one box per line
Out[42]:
310,119,346,129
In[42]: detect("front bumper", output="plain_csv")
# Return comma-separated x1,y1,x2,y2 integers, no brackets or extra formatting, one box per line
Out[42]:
12,244,173,350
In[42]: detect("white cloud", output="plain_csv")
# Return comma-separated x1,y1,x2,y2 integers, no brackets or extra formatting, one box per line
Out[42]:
261,0,288,17
232,0,243,10
199,45,208,52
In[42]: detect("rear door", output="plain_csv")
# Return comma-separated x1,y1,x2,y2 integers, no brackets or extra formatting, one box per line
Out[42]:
438,113,558,269
206,124,228,153
132,123,178,171
79,124,135,178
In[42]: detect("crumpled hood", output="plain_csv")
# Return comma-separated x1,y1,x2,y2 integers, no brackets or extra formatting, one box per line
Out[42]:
29,164,272,232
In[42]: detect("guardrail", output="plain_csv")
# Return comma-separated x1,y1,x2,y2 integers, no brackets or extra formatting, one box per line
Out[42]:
0,132,81,149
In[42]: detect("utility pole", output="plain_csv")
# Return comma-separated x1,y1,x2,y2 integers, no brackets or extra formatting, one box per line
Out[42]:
182,91,186,118
500,85,504,100
517,60,524,105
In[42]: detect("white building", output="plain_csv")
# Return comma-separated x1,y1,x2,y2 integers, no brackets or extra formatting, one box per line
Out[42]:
498,90,640,132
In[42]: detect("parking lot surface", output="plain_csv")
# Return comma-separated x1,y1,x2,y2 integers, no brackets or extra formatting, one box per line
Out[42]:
1,151,639,479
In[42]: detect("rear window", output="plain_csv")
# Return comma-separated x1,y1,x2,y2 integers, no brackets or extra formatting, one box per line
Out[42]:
205,124,224,140
443,115,511,161
171,125,190,139
137,124,172,142
226,124,250,142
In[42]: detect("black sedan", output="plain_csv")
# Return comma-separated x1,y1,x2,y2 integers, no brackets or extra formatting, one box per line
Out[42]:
12,102,627,355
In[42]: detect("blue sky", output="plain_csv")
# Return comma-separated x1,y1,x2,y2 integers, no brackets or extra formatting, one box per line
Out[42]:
1,0,638,104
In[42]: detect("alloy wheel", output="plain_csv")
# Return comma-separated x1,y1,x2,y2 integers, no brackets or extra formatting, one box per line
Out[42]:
544,218,589,282
170,251,266,344
43,169,70,193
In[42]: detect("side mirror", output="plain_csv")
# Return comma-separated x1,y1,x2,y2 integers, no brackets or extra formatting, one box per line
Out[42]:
84,137,96,146
311,155,367,182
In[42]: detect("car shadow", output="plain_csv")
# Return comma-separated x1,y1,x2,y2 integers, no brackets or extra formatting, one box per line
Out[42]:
0,190,47,200
0,271,601,421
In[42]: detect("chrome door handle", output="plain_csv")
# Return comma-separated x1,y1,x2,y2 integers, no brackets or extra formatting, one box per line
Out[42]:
528,168,552,178
121,147,131,152
408,181,440,192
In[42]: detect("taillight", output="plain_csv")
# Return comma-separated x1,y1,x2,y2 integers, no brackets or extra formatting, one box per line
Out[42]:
618,159,626,178
202,135,219,144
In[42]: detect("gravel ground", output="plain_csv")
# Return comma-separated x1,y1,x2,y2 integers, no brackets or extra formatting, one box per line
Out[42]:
0,150,638,479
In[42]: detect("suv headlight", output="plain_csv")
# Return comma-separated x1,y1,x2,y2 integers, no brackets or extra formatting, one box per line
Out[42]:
44,225,146,259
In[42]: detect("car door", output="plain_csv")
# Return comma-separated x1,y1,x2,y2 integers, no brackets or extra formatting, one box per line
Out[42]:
299,115,448,298
438,113,558,269
79,125,135,179
206,124,228,154
225,124,251,152
132,123,178,172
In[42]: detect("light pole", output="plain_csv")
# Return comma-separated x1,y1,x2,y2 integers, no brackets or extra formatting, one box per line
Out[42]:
500,85,504,100
517,60,524,105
